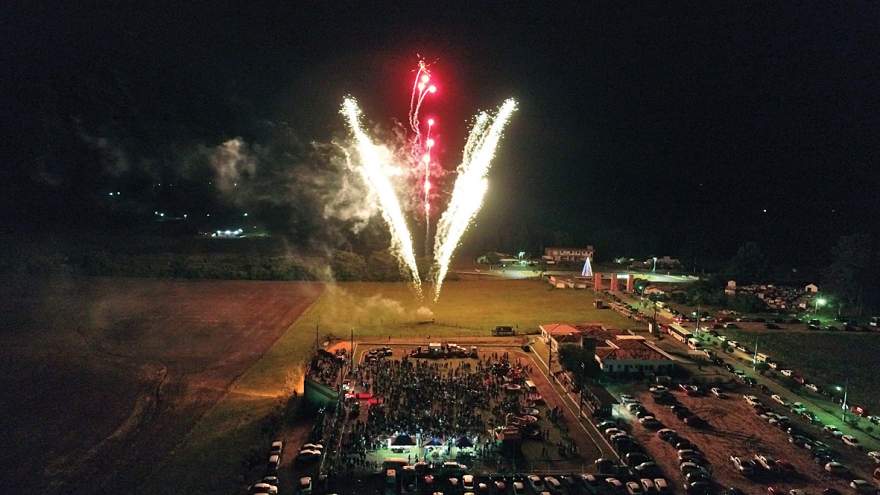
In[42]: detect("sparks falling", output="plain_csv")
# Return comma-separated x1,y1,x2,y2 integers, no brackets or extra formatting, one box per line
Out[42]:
431,98,518,301
341,97,423,297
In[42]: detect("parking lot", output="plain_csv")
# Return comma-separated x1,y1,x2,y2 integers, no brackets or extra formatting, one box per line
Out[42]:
616,382,874,494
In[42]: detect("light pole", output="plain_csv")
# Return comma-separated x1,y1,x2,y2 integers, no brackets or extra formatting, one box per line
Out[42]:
836,380,848,422
814,296,827,316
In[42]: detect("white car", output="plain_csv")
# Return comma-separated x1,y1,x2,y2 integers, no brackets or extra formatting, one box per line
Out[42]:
825,462,849,475
462,474,475,491
805,383,819,392
842,435,860,447
250,483,278,495
620,394,637,404
771,394,788,405
780,369,794,377
743,395,761,406
270,440,283,455
653,478,669,492
710,387,726,398
298,476,312,494
867,451,880,463
768,361,779,369
850,479,875,493
625,480,644,494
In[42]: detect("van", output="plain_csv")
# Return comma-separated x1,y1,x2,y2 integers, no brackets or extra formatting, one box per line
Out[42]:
525,380,537,392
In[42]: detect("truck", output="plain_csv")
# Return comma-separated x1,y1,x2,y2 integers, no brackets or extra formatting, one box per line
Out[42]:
492,325,515,336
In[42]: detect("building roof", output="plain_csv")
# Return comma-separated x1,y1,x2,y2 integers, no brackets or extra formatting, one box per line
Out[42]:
595,338,670,362
540,323,620,342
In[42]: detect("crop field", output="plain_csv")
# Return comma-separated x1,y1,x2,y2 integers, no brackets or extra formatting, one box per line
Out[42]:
0,276,322,494
721,328,880,414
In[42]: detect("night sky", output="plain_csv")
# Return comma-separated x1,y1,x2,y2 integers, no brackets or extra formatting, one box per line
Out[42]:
4,2,879,264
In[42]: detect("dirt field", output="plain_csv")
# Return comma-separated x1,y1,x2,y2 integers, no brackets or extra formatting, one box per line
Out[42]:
624,385,860,494
0,276,322,494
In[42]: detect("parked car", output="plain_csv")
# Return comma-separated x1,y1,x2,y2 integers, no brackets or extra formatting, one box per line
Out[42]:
657,428,678,442
754,454,778,471
711,387,726,398
653,478,670,493
640,416,663,429
825,462,849,475
250,482,278,495
841,435,860,447
625,480,644,494
684,480,712,494
849,479,875,493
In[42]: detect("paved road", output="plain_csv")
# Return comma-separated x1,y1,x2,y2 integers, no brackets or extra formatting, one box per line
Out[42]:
527,338,619,463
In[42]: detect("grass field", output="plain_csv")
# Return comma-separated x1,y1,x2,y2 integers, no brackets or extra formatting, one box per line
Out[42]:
151,279,637,494
721,328,880,414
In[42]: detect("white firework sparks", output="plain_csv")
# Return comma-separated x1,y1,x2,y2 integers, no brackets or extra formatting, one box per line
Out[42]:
341,97,423,297
431,98,517,301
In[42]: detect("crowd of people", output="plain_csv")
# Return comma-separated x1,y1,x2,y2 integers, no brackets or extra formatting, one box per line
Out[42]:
308,348,346,386
335,352,543,460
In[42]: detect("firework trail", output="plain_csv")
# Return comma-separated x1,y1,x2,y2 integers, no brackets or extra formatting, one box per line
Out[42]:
408,60,438,256
431,98,518,301
341,97,423,297
409,60,436,145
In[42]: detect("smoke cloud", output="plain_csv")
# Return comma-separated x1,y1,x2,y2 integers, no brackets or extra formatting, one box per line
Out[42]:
208,138,256,192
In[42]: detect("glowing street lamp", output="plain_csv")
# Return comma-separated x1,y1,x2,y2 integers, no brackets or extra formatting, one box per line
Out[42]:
836,381,848,421
815,296,827,314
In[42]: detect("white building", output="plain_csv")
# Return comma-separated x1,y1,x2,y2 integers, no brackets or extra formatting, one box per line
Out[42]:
543,246,595,263
594,336,676,375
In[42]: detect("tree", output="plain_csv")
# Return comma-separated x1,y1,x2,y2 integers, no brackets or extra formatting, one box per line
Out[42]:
731,294,765,313
824,234,874,316
330,250,367,281
725,242,768,284
558,344,601,387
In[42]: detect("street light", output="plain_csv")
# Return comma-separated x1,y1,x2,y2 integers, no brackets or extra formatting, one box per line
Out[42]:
835,381,848,421
814,296,827,315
